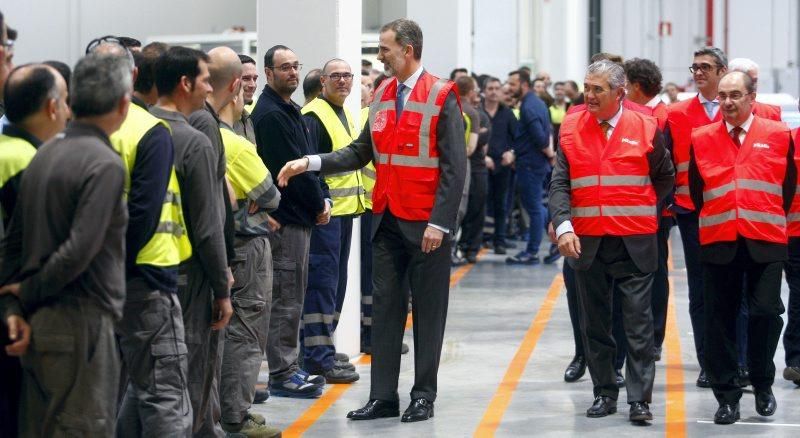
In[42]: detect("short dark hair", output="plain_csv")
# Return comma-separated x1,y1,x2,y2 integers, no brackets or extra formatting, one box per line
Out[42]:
449,68,468,81
361,59,372,68
239,54,256,66
154,46,209,97
42,60,71,92
624,58,663,97
380,19,423,60
303,68,322,100
134,43,168,95
509,69,531,87
455,75,474,96
693,46,728,68
482,76,501,91
532,78,545,87
565,80,579,92
553,81,565,88
5,65,59,123
71,53,132,118
264,44,290,68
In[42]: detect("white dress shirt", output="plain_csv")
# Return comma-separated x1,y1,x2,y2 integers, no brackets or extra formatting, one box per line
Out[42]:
725,113,754,145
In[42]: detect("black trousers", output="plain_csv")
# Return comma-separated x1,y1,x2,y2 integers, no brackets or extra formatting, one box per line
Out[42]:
575,237,655,403
676,210,705,367
459,170,488,254
703,244,785,404
785,238,800,367
370,212,451,402
488,167,513,247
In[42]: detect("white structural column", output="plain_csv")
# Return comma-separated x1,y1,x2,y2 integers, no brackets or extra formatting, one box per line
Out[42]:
472,0,520,79
405,0,473,78
257,0,364,357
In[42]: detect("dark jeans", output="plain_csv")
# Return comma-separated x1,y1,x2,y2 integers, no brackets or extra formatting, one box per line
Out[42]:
784,238,800,367
459,170,488,253
703,244,785,405
516,163,548,255
676,210,705,367
488,167,512,247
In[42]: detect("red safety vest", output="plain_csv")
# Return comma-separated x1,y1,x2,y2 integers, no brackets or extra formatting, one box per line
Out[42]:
652,101,668,131
788,128,800,237
753,101,782,122
567,99,653,116
368,71,459,221
692,116,791,245
560,108,659,236
667,95,722,211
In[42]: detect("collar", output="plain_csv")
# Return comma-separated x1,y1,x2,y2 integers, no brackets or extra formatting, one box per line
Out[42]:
131,95,149,110
725,113,755,133
645,95,662,109
2,123,43,147
150,106,190,124
400,65,425,91
319,95,344,110
203,101,221,123
598,104,624,127
63,121,112,146
698,93,719,105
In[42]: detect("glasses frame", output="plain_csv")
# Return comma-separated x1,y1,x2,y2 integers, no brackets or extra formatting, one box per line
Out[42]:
267,63,303,73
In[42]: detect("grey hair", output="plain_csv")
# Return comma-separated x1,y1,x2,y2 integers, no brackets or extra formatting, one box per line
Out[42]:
70,52,132,118
587,59,626,89
88,41,135,72
380,19,423,60
693,46,728,68
728,57,759,75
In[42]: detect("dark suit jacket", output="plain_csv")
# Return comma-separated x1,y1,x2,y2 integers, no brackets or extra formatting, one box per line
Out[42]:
548,119,675,273
688,121,796,265
318,73,467,245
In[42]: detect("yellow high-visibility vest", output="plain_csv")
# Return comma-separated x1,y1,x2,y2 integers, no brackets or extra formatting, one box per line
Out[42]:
302,98,366,216
110,104,192,266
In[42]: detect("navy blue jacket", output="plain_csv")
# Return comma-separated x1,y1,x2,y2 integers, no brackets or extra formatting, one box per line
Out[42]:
513,91,551,168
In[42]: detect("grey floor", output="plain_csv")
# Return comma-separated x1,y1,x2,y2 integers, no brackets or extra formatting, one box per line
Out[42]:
251,227,800,437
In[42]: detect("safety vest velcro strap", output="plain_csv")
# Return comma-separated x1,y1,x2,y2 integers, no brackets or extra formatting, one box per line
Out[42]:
602,206,657,216
155,221,185,237
676,161,690,172
788,212,800,222
329,187,363,198
570,175,651,188
738,208,786,226
703,181,736,202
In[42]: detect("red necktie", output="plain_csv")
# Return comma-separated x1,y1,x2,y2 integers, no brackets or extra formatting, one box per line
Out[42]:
731,126,743,148
599,121,611,138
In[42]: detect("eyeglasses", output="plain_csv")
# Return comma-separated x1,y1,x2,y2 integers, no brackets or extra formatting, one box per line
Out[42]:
85,35,121,54
689,63,719,74
1,39,13,50
323,73,354,81
267,63,303,73
717,91,751,102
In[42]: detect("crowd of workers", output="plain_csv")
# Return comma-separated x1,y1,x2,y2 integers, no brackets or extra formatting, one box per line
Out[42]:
0,9,799,438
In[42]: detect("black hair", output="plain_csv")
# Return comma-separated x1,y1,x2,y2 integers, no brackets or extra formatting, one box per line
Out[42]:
117,36,141,50
303,68,322,101
264,44,290,68
508,69,531,87
154,46,210,97
134,43,168,94
5,65,58,123
42,60,71,92
623,58,663,97
239,54,256,66
449,68,468,81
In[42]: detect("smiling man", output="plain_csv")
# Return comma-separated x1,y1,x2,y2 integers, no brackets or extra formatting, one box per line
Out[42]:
277,19,467,423
688,71,795,425
549,59,674,424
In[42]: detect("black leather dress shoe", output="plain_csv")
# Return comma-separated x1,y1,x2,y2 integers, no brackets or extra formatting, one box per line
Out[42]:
629,402,653,422
586,396,617,418
347,399,400,420
615,369,625,388
755,389,777,416
401,398,434,422
696,370,711,388
713,403,740,425
564,356,586,382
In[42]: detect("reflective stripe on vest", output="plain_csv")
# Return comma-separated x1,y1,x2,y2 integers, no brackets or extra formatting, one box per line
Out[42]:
667,95,721,211
368,73,458,221
302,97,366,216
560,108,659,236
692,116,791,245
111,104,192,266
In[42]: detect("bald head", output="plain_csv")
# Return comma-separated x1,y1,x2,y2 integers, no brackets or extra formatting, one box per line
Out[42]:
207,46,243,92
5,64,70,140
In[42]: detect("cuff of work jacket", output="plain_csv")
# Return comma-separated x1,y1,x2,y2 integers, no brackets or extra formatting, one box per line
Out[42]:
306,155,322,172
555,220,574,239
427,223,450,234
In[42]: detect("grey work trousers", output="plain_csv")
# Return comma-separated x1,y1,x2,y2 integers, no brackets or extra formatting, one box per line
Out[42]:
116,278,192,438
267,223,311,383
221,235,272,424
20,297,120,438
178,258,226,437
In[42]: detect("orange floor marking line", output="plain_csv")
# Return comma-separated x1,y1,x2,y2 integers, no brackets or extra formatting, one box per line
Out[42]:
664,251,687,437
474,274,564,437
283,247,488,436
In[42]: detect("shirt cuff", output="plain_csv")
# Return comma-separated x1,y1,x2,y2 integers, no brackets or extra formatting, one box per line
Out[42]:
325,198,333,208
427,223,450,234
306,155,322,171
555,220,574,239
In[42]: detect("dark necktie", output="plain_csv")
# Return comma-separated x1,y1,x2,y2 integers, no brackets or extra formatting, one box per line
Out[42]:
731,126,743,148
396,83,406,120
599,121,611,139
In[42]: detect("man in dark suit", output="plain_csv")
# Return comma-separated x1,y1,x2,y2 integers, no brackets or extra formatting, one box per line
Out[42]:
689,71,796,424
549,60,674,423
278,19,466,423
